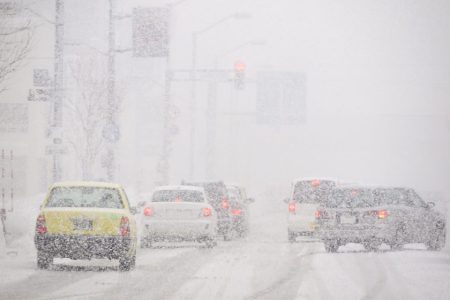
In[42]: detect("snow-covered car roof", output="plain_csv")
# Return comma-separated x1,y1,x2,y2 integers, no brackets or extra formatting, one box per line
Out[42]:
51,181,123,189
153,185,205,192
292,177,339,184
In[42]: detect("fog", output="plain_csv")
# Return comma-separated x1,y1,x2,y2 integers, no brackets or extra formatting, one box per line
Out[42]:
1,1,450,298
2,0,449,197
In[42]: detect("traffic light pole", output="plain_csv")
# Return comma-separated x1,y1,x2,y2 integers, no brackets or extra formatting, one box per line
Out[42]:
105,0,117,181
205,80,217,178
188,33,198,180
52,0,64,182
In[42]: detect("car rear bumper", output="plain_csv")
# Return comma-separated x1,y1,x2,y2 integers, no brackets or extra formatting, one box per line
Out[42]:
34,234,132,259
142,220,215,241
288,220,317,235
316,224,395,243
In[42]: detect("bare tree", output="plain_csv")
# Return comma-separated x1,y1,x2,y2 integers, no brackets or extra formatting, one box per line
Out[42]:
65,54,120,180
0,2,33,92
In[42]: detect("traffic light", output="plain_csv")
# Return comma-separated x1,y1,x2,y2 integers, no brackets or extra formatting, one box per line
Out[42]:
234,60,245,90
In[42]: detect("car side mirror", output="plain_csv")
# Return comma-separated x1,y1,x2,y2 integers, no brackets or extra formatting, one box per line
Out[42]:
130,206,138,215
244,198,255,204
283,198,290,204
427,202,435,209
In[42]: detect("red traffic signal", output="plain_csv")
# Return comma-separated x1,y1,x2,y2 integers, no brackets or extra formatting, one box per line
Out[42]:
233,60,245,90
234,61,246,72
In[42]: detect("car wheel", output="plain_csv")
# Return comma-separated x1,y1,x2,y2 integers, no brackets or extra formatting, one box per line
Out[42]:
119,253,136,271
140,237,152,249
223,231,232,241
363,240,380,252
205,237,217,248
391,223,407,250
324,240,339,253
288,231,296,243
427,226,446,251
37,251,53,270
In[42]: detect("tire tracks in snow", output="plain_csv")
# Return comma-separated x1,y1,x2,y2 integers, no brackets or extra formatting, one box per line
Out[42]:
245,242,321,300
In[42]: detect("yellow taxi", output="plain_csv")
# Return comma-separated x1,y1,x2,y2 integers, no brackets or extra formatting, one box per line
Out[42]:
34,181,137,271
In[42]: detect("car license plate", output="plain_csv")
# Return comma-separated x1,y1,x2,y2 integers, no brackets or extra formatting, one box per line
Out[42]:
340,214,356,224
72,218,93,231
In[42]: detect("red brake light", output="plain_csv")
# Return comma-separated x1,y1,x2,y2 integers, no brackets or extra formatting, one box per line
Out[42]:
175,197,182,202
36,214,47,234
202,207,212,217
311,179,321,187
222,199,229,209
377,210,388,219
231,209,241,216
119,216,130,236
315,210,321,219
288,202,296,214
143,207,153,217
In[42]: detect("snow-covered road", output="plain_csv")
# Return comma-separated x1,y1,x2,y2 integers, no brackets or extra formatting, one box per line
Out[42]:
1,194,450,300
1,238,450,299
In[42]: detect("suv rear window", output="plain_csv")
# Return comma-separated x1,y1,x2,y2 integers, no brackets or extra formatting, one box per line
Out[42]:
373,188,424,207
152,190,204,203
292,180,336,204
46,187,123,209
184,182,227,206
326,188,374,208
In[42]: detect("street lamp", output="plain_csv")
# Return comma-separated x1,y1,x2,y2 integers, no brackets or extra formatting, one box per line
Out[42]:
189,12,252,179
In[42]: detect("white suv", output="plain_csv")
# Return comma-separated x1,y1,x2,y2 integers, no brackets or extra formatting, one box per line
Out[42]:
286,178,337,242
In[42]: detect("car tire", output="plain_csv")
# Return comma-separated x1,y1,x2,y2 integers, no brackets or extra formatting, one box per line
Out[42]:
140,237,152,249
427,225,446,251
119,253,136,272
205,237,217,248
223,232,232,241
37,251,52,270
363,240,380,252
391,223,407,250
324,240,339,253
288,231,296,243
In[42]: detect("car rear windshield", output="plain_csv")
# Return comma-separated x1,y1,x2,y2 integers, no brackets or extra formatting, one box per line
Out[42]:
152,190,204,203
184,182,227,205
227,187,241,202
46,187,124,209
326,188,374,208
373,188,421,207
292,180,336,204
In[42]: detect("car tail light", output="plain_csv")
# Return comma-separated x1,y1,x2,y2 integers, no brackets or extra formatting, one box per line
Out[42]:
311,179,321,187
143,207,153,217
35,214,47,234
231,209,241,216
222,198,229,209
377,210,388,219
119,216,130,236
315,210,329,219
202,207,212,217
288,202,296,214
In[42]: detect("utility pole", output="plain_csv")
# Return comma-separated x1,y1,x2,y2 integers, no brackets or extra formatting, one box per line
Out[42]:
105,0,117,181
205,80,217,178
52,0,64,182
189,33,197,180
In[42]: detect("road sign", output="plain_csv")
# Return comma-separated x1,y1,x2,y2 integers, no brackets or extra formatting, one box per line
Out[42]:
256,71,306,125
132,7,169,57
33,69,52,87
28,88,52,102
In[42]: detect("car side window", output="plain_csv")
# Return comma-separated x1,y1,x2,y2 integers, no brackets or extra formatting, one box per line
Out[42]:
408,189,426,208
120,188,131,208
